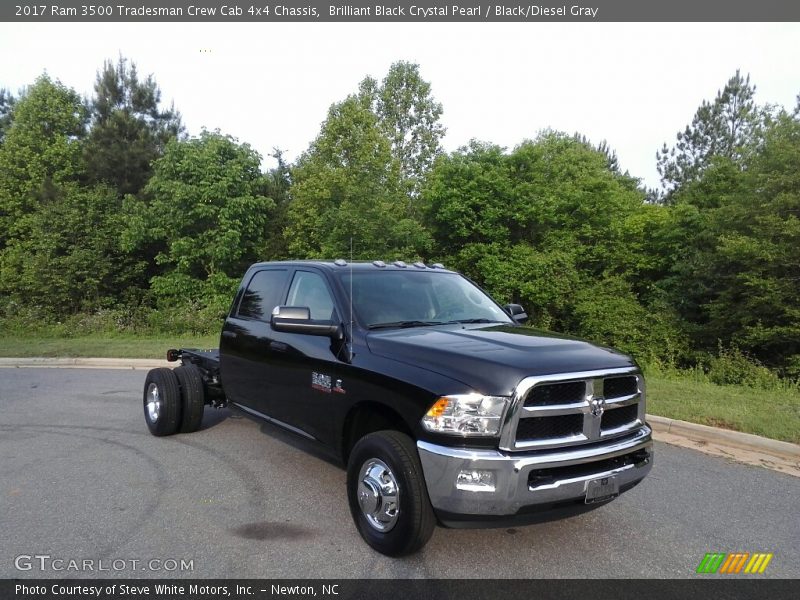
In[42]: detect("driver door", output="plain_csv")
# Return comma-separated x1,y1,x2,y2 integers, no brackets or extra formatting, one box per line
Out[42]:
265,269,344,443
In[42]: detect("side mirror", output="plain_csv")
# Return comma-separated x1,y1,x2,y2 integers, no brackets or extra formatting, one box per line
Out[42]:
504,303,529,324
270,306,341,338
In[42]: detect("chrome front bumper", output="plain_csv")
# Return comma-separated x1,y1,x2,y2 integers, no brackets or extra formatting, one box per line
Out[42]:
417,425,653,520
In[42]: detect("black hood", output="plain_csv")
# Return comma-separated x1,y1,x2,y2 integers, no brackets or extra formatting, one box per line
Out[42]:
366,325,635,397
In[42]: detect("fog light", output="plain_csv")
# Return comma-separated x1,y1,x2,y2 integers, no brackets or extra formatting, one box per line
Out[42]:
456,469,496,492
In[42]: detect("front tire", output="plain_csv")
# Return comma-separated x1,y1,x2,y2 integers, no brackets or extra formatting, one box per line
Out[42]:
143,368,181,436
347,431,435,556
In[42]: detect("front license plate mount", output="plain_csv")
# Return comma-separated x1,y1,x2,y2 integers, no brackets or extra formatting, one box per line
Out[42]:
585,475,619,504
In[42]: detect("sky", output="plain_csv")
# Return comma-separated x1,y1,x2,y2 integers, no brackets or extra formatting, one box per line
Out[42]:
1,22,799,189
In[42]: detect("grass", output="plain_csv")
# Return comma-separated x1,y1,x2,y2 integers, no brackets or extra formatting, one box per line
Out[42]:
1,333,798,444
0,334,218,359
646,374,800,444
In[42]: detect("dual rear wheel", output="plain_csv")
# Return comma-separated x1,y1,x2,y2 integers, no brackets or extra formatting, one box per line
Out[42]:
143,365,205,436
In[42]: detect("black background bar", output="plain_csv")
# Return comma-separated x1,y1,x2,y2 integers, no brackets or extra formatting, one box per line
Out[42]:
3,579,799,600
3,1,800,23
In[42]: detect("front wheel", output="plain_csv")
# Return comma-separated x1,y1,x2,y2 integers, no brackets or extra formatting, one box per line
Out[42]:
143,368,181,436
346,431,435,556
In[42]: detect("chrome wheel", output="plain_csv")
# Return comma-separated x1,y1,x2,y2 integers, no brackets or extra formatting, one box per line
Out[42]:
357,458,400,532
146,382,161,423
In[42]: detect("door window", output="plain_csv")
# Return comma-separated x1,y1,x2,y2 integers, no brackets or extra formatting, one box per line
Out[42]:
236,269,289,320
286,271,336,321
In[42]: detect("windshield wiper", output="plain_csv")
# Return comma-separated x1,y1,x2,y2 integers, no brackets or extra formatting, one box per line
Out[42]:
447,318,508,324
367,320,447,330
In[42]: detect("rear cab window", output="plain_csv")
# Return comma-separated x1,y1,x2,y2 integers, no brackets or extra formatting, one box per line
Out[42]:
236,269,290,320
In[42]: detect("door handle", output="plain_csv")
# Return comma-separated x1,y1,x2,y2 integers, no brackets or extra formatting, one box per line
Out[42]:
222,331,238,339
269,341,288,352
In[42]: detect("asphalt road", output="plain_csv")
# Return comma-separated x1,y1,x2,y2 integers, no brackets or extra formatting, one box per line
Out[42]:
1,368,798,579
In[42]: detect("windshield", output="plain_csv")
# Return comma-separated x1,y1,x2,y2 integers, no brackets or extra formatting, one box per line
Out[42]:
338,271,513,329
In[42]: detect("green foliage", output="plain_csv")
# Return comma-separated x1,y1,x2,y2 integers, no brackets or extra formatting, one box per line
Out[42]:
0,87,15,144
1,183,138,315
360,61,445,199
657,70,763,197
644,71,800,375
705,345,786,390
286,93,431,259
572,134,623,174
425,134,645,270
84,56,183,196
261,148,292,259
422,141,509,253
0,302,221,338
785,354,800,380
1,61,799,392
0,76,129,317
571,276,688,364
449,242,580,331
703,113,800,370
122,130,274,307
653,111,800,372
0,75,87,244
422,133,679,363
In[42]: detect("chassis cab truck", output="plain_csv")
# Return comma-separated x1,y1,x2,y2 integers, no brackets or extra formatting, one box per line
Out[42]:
143,260,653,555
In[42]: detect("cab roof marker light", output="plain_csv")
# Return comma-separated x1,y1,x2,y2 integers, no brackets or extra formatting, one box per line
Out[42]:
413,262,427,269
393,260,408,268
372,260,386,268
431,263,445,269
334,258,347,267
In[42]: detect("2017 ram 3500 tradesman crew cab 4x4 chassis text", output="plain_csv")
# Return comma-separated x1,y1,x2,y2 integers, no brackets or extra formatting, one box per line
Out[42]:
143,260,653,556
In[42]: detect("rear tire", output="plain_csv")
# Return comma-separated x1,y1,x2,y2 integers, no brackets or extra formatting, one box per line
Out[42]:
347,430,436,556
174,364,205,433
143,368,181,437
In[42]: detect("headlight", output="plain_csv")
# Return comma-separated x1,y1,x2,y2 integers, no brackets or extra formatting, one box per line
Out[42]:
421,394,509,436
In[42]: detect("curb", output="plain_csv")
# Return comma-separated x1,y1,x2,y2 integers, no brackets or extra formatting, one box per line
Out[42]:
0,357,170,370
646,414,800,460
1,357,798,461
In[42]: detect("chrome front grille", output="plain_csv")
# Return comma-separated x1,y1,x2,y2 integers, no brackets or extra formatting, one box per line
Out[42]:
515,414,584,441
523,381,585,406
499,367,645,452
603,375,638,399
601,404,639,432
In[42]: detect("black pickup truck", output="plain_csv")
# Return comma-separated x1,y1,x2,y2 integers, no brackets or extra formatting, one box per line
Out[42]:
143,260,653,556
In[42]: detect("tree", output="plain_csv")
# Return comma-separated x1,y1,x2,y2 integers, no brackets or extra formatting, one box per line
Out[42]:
425,133,645,277
422,140,510,256
0,184,131,314
0,75,87,246
261,148,292,260
84,56,183,196
360,61,445,200
647,107,800,373
572,133,622,174
657,70,762,196
420,132,680,361
571,275,687,364
122,131,273,307
286,93,431,260
0,88,15,144
0,77,145,314
699,111,800,372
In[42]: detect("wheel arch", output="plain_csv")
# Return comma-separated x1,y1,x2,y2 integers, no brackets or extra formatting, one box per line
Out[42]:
341,401,416,464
